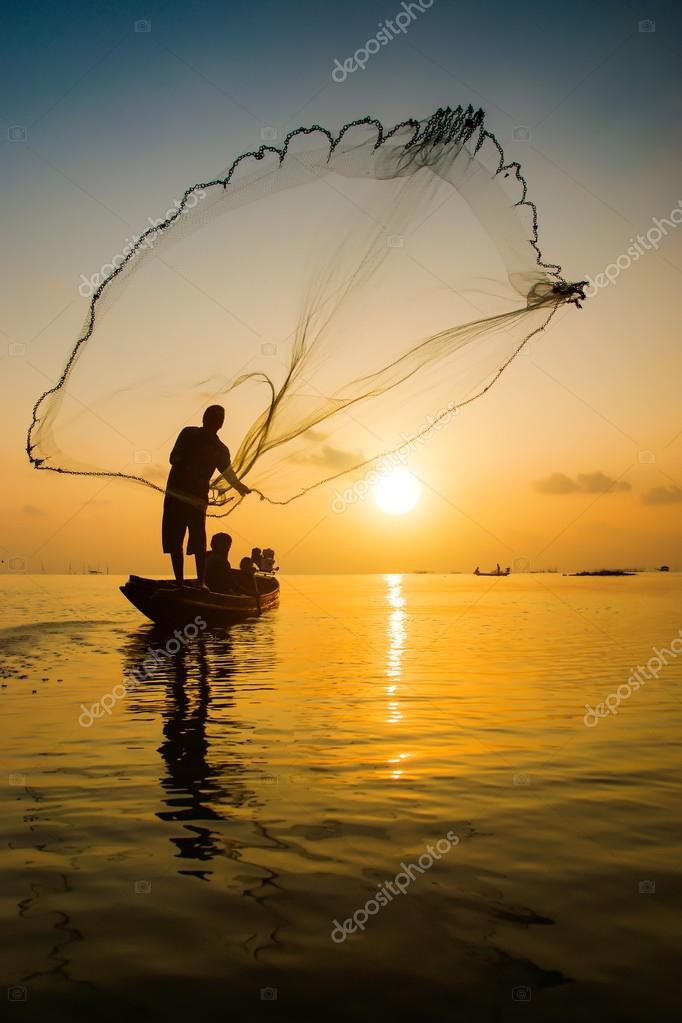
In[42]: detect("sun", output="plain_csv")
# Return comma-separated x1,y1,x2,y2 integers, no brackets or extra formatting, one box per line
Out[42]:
372,468,421,515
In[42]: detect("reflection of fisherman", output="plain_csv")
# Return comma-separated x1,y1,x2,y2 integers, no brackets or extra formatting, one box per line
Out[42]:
121,625,269,867
162,405,251,588
154,633,231,865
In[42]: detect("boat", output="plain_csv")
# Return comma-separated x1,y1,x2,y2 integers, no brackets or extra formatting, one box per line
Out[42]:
120,574,280,626
473,567,510,577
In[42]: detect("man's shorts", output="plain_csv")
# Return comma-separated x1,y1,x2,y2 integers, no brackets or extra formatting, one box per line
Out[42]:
162,492,207,556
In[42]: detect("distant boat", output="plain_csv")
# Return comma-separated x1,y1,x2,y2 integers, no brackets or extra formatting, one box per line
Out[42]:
474,566,510,577
121,574,280,627
659,565,670,572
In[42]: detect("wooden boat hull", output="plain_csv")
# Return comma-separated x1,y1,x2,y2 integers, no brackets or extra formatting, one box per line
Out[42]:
120,574,279,626
474,571,510,577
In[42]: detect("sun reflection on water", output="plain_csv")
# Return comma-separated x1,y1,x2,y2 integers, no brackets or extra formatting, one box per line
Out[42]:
384,573,410,776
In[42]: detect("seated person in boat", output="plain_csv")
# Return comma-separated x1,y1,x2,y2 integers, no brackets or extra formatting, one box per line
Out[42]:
250,547,262,570
261,547,277,572
237,555,260,594
205,532,237,593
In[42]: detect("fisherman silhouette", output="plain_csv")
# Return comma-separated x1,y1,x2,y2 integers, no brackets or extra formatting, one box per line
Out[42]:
162,405,251,588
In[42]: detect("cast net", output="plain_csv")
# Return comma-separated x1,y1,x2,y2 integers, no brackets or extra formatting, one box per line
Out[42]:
26,106,585,513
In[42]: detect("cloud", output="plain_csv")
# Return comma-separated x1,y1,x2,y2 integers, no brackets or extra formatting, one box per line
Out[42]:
293,439,364,471
533,473,579,495
643,485,682,506
21,504,46,517
576,471,631,494
533,471,631,495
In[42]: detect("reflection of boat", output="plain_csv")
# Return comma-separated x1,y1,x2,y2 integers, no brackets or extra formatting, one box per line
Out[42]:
473,567,510,577
120,574,280,626
122,621,275,870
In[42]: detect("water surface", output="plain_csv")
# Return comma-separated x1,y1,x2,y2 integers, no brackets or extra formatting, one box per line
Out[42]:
2,573,680,1020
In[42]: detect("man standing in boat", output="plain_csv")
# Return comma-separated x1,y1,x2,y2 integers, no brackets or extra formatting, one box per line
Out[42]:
162,405,251,588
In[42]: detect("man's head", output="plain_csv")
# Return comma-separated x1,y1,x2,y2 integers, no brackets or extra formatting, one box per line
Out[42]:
203,405,225,433
210,532,232,556
251,547,262,558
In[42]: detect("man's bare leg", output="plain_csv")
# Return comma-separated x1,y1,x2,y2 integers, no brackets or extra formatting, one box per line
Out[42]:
194,549,207,588
170,549,184,586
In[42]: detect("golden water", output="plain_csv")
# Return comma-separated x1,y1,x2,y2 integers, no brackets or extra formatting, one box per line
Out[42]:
2,573,680,1019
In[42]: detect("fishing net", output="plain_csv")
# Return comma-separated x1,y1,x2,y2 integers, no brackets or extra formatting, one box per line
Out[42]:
26,106,585,514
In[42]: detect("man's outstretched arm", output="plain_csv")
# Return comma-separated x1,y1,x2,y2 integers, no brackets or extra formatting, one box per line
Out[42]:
217,463,251,497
